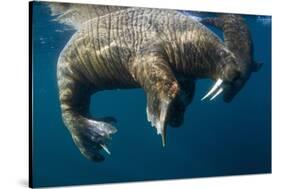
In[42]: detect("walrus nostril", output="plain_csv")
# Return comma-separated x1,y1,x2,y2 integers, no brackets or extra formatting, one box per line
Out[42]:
230,71,241,84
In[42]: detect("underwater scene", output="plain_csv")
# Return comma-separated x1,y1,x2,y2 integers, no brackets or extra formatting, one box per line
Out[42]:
31,1,271,188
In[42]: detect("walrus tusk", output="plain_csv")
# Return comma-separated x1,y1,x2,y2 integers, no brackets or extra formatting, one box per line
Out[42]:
210,87,223,100
201,78,223,101
100,144,111,155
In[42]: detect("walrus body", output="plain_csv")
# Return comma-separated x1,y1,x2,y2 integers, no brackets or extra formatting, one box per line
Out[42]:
52,5,261,161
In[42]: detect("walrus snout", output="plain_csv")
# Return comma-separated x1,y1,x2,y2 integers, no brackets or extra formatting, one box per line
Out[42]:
221,60,263,103
221,63,242,102
222,78,244,102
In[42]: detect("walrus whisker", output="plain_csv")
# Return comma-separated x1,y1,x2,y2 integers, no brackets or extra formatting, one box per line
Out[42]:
201,78,223,101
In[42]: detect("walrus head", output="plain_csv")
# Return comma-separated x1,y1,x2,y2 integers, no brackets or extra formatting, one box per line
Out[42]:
201,14,262,102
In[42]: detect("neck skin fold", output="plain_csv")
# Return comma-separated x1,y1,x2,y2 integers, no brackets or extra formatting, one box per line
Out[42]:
163,32,225,81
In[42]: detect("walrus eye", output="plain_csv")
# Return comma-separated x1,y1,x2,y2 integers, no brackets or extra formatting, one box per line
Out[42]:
219,49,226,57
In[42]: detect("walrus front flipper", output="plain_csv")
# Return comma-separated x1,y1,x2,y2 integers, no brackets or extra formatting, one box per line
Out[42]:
57,61,117,162
129,49,180,146
167,79,195,127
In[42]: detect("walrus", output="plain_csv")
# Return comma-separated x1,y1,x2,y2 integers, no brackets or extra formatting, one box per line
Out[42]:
48,3,262,161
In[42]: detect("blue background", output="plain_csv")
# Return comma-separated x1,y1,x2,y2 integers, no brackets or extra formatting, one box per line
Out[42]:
32,2,271,187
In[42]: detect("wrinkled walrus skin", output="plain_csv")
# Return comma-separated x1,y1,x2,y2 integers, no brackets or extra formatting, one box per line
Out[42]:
54,6,261,161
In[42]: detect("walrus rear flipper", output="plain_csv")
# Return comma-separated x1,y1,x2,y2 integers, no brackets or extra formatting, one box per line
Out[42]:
47,2,128,30
69,116,117,161
201,14,252,60
201,17,224,28
57,62,117,162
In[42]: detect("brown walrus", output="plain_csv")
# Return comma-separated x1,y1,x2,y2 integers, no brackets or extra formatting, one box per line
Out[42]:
48,3,262,161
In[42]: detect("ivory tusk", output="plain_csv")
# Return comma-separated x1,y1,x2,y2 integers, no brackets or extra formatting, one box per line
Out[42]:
201,78,223,101
210,87,223,100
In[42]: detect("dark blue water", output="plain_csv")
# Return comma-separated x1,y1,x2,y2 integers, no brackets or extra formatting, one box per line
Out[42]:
32,2,271,188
